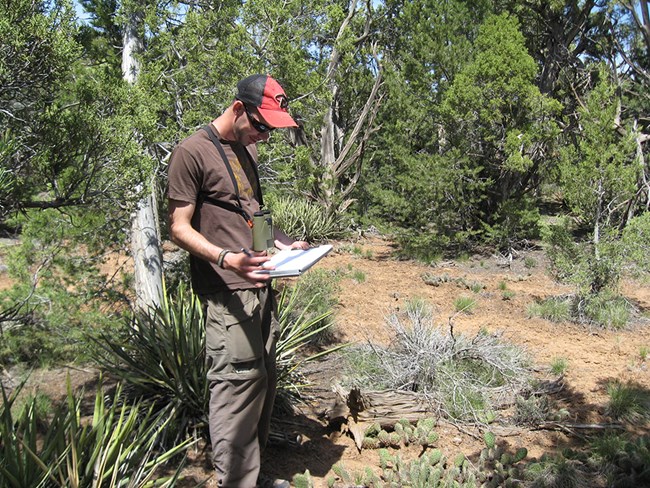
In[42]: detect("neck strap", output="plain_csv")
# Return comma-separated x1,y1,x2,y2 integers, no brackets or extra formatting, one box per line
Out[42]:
202,125,264,207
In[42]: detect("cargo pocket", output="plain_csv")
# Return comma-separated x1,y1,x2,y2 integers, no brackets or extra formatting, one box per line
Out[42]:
204,294,226,355
224,291,263,363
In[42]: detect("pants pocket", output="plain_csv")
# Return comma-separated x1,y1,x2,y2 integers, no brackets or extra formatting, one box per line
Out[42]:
223,291,263,363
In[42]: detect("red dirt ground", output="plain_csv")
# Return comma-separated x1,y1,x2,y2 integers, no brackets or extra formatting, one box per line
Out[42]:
3,236,649,487
171,236,650,486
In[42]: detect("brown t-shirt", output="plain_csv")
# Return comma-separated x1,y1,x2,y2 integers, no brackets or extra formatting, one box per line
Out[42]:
167,125,262,294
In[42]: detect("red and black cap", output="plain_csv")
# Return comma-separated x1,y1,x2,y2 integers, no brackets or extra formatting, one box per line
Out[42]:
236,74,298,129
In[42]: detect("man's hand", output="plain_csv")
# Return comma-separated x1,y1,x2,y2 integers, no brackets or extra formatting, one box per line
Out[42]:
276,239,310,251
223,250,272,287
289,240,309,250
273,227,310,251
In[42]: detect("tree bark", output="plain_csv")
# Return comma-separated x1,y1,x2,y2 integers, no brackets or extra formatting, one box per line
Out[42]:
123,7,163,311
131,179,164,311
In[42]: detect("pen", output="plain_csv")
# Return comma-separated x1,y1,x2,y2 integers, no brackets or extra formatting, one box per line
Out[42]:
241,248,253,257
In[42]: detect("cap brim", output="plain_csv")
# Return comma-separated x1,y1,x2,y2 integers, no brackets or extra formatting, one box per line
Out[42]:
258,108,298,128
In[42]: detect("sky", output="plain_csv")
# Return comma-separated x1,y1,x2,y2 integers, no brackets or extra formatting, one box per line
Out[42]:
73,0,90,23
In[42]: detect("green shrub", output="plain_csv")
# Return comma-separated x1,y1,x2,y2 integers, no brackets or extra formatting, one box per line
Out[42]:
457,252,470,263
545,221,623,297
524,256,537,269
528,290,632,329
606,381,650,422
0,208,129,367
402,296,430,316
481,197,542,251
337,243,372,259
0,165,13,202
550,357,569,375
469,281,484,293
454,295,476,314
268,195,346,241
581,292,631,329
544,219,642,329
351,269,366,283
640,346,648,362
0,277,125,367
527,297,571,322
621,212,650,278
455,277,484,292
340,346,391,391
502,289,516,300
11,390,53,425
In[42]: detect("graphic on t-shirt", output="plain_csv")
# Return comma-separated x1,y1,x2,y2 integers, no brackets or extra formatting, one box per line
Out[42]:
230,156,255,200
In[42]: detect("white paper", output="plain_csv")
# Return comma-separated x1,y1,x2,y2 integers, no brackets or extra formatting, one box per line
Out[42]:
255,244,333,278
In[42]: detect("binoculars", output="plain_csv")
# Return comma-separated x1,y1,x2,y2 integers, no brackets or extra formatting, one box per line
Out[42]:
252,210,274,251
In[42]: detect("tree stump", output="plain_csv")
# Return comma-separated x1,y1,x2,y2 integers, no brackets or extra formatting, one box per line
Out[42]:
328,385,437,449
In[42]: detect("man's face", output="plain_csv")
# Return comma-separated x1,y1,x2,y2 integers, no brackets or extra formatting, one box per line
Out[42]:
234,102,274,145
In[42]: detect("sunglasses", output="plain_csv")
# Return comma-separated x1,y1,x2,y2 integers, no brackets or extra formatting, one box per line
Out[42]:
243,105,274,133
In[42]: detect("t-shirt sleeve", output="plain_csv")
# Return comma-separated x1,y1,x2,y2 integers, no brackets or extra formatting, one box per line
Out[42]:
167,145,202,204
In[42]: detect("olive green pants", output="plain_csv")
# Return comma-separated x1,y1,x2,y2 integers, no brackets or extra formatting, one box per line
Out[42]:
201,287,279,488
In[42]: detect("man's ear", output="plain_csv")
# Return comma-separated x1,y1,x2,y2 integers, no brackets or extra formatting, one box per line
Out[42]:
232,99,245,116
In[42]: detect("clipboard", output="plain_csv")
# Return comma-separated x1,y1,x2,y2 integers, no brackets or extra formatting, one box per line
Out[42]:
254,244,333,278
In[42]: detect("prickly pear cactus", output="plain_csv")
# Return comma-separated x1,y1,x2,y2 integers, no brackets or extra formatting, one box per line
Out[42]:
484,431,496,449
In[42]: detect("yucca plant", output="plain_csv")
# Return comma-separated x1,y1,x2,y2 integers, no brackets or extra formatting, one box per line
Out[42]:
1,378,60,488
282,269,341,346
94,282,209,443
275,283,347,394
96,280,344,435
47,380,192,487
269,195,345,241
0,377,191,488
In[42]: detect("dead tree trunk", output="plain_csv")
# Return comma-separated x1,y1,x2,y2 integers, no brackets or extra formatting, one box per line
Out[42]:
325,385,436,450
343,387,434,428
309,0,383,216
123,8,163,311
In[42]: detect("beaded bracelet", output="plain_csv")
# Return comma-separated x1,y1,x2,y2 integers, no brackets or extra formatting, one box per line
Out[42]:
216,249,231,269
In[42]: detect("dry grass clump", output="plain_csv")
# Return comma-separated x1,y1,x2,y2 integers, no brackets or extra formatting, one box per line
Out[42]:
343,299,533,423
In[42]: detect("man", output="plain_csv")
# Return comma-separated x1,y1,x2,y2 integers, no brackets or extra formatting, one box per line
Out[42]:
167,74,308,487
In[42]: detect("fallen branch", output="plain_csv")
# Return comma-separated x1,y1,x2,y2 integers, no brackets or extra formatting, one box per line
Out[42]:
534,421,624,431
490,421,625,438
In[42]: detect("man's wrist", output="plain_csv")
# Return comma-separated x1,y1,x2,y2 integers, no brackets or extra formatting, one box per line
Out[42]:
216,249,231,268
